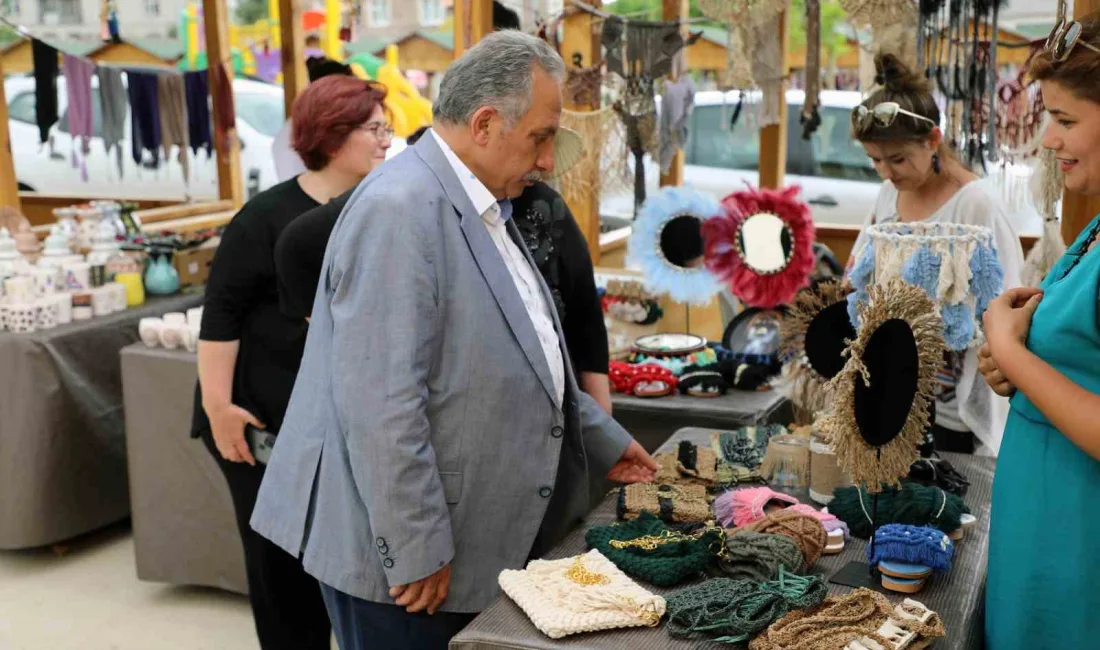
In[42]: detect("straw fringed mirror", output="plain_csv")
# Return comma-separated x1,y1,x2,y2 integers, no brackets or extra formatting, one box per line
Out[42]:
818,279,945,492
780,279,856,422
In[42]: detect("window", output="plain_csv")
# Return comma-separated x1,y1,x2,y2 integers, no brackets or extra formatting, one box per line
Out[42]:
368,0,391,27
5,1,21,16
39,0,81,25
58,89,105,138
687,104,761,172
419,0,444,26
234,92,284,138
7,92,36,125
144,0,160,17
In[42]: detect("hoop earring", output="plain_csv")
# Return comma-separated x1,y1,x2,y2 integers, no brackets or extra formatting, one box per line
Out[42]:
932,152,941,175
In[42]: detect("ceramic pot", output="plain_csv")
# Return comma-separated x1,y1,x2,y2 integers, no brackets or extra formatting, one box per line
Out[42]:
0,303,11,331
53,292,72,325
186,307,203,329
62,261,92,292
91,286,113,317
181,324,200,353
3,276,34,303
138,317,164,347
36,299,58,330
106,282,127,312
114,272,145,307
158,324,183,350
8,302,37,333
144,251,180,296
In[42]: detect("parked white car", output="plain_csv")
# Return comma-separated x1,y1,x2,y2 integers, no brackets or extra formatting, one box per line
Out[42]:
600,89,1044,236
5,73,283,201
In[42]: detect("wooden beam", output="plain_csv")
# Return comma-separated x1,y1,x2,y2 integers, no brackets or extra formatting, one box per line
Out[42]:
1062,0,1100,242
0,56,20,212
133,200,236,225
562,0,603,263
203,0,244,208
453,0,494,59
658,0,688,188
278,0,308,119
759,11,789,189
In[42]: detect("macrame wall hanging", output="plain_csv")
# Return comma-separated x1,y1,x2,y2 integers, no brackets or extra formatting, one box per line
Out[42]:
1021,146,1068,287
780,280,857,424
842,0,919,68
846,221,1003,351
558,108,632,208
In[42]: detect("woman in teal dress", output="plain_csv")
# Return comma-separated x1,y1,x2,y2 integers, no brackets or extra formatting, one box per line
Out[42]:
981,13,1100,649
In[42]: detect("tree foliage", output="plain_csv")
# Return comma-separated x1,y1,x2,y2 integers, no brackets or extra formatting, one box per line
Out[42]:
789,0,852,63
235,0,270,25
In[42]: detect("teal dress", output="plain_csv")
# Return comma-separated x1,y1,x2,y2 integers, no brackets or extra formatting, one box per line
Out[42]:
986,215,1100,649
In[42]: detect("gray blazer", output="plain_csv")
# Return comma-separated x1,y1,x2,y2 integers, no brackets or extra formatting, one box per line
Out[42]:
250,133,633,613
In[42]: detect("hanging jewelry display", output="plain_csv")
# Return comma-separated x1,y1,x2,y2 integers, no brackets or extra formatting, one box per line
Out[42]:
1021,146,1068,287
702,185,816,309
846,221,1003,351
818,279,946,493
779,280,856,423
992,61,1047,213
628,187,724,305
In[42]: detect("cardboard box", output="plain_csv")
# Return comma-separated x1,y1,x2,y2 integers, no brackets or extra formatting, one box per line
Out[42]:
173,241,218,288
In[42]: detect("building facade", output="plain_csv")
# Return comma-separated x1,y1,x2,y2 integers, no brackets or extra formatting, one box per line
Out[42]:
4,0,187,42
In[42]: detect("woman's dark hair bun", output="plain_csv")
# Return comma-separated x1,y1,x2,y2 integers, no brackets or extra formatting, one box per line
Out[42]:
874,52,929,95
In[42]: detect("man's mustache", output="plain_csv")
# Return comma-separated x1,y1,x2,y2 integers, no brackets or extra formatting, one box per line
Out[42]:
522,171,543,183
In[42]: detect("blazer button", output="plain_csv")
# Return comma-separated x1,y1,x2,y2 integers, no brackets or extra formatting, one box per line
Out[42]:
378,544,389,556
551,426,564,438
376,537,386,548
383,558,394,569
539,486,552,498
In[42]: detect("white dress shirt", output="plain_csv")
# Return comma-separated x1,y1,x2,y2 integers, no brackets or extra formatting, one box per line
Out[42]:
431,130,565,406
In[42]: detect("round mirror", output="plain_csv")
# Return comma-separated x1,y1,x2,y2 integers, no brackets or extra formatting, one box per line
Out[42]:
633,333,707,356
738,212,793,275
659,214,705,268
723,307,783,364
804,301,857,379
853,318,919,447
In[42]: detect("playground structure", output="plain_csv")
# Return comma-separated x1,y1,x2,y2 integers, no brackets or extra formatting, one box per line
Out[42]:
177,0,431,138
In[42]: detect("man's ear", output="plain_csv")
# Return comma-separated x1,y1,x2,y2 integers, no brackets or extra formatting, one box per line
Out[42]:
470,106,497,146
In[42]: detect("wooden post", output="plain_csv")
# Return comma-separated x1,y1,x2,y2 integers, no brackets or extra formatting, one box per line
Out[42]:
1062,0,1100,242
453,0,494,59
759,11,789,189
279,0,308,119
203,0,244,208
658,0,687,188
0,56,20,211
562,0,603,262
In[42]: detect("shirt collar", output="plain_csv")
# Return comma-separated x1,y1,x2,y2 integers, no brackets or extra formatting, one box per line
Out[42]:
430,129,498,223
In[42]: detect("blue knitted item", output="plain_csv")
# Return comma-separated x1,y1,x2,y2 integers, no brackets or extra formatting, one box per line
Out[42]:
969,243,1004,315
846,245,876,325
901,245,942,298
941,302,974,351
867,524,955,573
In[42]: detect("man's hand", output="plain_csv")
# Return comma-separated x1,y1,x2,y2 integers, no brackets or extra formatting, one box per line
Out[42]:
389,564,451,615
606,439,658,483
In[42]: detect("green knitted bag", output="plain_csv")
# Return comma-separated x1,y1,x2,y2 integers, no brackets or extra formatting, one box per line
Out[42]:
585,511,723,587
830,482,970,538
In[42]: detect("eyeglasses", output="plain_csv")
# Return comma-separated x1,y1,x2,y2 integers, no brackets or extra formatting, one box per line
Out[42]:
1045,18,1100,63
358,123,395,141
852,102,938,130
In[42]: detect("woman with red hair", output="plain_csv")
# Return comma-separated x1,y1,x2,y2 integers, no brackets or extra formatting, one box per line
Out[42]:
191,75,390,650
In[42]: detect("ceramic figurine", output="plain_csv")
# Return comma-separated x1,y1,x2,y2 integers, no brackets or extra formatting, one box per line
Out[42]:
0,227,25,279
52,207,79,250
86,220,122,266
74,206,103,252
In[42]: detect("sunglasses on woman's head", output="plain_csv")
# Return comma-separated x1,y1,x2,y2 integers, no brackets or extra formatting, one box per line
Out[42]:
852,102,937,130
1045,18,1100,63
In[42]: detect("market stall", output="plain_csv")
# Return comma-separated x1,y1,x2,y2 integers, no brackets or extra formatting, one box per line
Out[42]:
452,427,993,650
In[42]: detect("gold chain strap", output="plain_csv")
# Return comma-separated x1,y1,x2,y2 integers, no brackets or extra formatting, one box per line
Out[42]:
564,556,611,586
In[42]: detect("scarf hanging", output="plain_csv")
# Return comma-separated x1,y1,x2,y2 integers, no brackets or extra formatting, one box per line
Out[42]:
31,39,59,147
97,67,127,178
157,73,191,183
659,76,695,174
61,54,95,182
126,70,162,168
183,70,213,157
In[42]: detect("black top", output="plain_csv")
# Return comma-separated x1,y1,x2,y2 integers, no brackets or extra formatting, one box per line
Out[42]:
274,181,609,375
191,177,320,438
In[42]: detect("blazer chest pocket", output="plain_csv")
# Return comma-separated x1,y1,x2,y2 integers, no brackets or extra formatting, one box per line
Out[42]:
439,472,463,504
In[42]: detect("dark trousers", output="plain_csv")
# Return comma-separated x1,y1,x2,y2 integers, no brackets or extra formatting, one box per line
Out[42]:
930,423,976,454
320,583,475,650
201,430,331,650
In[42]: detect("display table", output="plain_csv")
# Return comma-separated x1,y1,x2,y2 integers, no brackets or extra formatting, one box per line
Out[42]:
452,427,994,650
612,391,791,453
121,343,247,595
0,292,204,550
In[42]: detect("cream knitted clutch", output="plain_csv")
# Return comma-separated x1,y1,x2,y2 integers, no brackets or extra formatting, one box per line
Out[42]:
498,549,666,639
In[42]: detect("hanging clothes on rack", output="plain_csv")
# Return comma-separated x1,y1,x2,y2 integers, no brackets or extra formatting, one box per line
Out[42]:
126,70,162,169
31,39,59,147
97,66,127,178
601,15,686,82
157,73,190,183
659,76,695,175
183,70,213,157
61,54,95,182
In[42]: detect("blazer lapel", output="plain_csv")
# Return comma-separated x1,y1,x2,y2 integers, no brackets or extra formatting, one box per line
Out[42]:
414,134,558,406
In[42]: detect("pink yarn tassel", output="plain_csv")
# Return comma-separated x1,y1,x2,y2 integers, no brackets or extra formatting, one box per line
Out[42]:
715,487,799,528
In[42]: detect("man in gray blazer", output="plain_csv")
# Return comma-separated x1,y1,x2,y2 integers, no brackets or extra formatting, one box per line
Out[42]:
250,31,656,648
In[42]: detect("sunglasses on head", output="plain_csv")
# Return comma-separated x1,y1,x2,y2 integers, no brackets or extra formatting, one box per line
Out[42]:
1045,18,1100,63
852,102,938,131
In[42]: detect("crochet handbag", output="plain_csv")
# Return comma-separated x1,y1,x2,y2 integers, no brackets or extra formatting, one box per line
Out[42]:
585,511,724,587
653,441,719,488
498,549,666,639
616,483,711,524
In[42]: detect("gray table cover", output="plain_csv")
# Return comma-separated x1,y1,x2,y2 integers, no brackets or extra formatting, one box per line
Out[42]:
612,390,791,453
452,427,994,650
121,343,247,594
0,292,203,550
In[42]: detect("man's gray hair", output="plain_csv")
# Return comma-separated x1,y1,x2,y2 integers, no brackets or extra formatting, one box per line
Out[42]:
433,30,565,127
